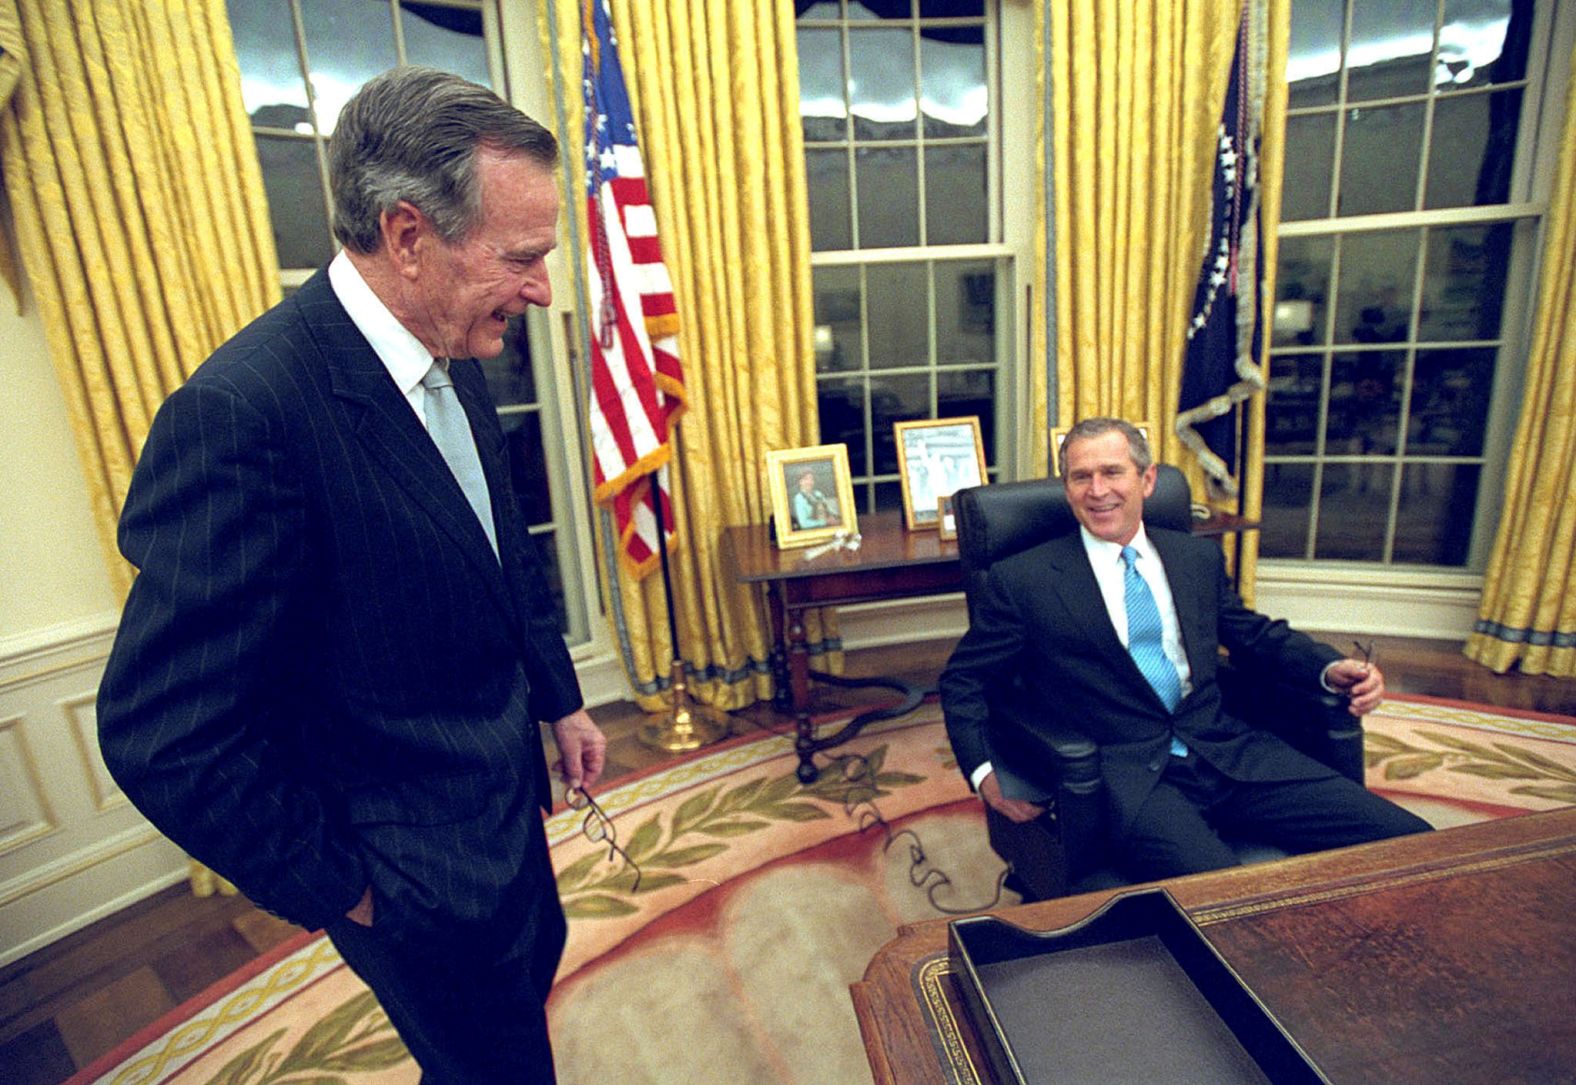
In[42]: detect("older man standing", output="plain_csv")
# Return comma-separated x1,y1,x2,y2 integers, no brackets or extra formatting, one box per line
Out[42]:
941,417,1428,898
97,68,602,1083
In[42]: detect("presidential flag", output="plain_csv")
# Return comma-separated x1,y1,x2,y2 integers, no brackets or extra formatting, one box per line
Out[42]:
582,0,686,576
1176,1,1267,500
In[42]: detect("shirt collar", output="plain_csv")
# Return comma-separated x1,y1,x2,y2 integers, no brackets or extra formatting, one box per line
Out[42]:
327,250,435,398
1079,521,1156,567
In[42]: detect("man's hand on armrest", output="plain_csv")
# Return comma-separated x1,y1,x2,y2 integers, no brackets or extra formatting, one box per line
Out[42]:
1321,658,1386,717
979,771,1046,823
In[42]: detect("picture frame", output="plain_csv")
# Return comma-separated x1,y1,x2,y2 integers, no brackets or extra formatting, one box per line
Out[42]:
1049,420,1153,475
894,417,988,531
937,494,958,542
765,444,858,549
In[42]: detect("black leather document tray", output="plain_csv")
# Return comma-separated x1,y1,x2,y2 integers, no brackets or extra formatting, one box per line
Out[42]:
947,889,1328,1084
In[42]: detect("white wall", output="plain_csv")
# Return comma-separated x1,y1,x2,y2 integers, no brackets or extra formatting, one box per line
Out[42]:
0,279,188,967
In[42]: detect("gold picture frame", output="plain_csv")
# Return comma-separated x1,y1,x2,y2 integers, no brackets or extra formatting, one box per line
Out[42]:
1049,420,1153,475
765,444,858,549
893,417,987,531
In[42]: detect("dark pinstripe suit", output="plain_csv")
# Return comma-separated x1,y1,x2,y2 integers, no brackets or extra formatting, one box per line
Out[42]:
97,268,581,1079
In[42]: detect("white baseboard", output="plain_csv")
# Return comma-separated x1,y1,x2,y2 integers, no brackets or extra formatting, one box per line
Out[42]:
1253,565,1482,641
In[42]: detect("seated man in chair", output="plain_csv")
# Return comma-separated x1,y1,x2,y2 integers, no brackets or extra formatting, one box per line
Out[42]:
940,417,1429,898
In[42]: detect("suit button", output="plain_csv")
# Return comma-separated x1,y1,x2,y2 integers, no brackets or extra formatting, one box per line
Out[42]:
1147,760,1162,772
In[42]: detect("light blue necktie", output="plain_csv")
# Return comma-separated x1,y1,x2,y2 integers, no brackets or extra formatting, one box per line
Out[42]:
1121,545,1187,755
422,360,498,558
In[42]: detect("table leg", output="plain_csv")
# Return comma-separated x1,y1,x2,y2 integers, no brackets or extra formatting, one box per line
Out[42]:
767,583,791,712
785,605,818,783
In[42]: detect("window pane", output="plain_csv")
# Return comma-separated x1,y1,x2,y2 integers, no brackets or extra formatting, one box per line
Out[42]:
857,145,920,248
813,265,863,372
1266,355,1325,455
1327,349,1405,456
1339,103,1424,216
300,0,397,132
925,144,987,244
255,134,332,268
934,260,994,364
1394,464,1479,565
799,1,842,17
1260,463,1314,558
1418,222,1512,340
1287,0,1343,109
920,1,984,16
937,370,994,465
798,28,848,143
529,532,570,634
1409,348,1495,456
866,263,929,369
1427,89,1523,208
1273,235,1334,346
479,317,537,406
1347,0,1436,102
919,30,985,138
1439,0,1526,90
807,147,853,250
817,378,868,476
1281,113,1336,221
501,411,551,526
401,3,489,87
873,480,904,514
1315,464,1393,561
871,373,930,474
849,28,916,140
1332,230,1418,347
229,0,309,123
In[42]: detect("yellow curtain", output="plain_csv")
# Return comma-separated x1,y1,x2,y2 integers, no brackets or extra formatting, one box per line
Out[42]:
0,0,279,594
1046,0,1286,601
1464,47,1576,678
541,0,834,711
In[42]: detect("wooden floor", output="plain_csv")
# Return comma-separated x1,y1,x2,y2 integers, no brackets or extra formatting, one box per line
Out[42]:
2,634,1570,1084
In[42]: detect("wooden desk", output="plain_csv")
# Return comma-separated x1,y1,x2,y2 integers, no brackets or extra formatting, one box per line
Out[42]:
851,808,1576,1084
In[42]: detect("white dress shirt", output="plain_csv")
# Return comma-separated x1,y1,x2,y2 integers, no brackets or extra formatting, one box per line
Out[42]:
327,250,439,431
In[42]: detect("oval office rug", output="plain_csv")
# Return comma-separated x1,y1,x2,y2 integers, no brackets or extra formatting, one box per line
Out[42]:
65,696,1576,1085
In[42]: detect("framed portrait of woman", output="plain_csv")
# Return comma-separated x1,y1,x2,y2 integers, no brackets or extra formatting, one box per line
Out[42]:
765,444,858,549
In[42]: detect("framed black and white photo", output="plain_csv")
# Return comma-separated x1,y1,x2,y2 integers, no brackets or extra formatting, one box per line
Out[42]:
893,417,987,531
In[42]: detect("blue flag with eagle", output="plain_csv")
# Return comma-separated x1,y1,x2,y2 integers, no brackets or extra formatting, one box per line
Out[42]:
1176,1,1268,500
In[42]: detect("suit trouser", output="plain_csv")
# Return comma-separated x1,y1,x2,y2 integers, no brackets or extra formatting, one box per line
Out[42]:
1120,751,1432,881
326,821,567,1084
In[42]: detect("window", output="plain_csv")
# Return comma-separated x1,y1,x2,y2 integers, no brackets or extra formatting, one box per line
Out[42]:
797,0,1017,514
226,0,591,643
1265,0,1556,569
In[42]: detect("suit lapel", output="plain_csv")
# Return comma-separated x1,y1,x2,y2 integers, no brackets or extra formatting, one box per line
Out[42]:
302,273,520,629
1149,530,1212,681
1044,533,1132,662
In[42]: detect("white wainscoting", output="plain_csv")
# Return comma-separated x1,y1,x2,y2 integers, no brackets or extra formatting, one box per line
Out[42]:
0,618,188,968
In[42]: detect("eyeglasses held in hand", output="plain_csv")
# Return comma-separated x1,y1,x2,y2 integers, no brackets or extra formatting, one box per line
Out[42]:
566,785,643,893
1352,639,1376,672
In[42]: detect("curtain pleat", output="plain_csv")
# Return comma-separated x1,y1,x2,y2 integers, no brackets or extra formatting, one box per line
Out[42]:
0,0,279,594
1464,44,1576,678
542,0,835,711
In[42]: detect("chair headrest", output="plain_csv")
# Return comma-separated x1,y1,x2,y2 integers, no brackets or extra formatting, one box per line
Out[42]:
953,465,1193,570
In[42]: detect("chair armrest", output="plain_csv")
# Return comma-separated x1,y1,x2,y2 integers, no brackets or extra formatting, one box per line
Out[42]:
1219,662,1364,784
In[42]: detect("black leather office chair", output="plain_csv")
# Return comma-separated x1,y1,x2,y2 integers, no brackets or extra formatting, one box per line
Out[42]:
950,468,1364,898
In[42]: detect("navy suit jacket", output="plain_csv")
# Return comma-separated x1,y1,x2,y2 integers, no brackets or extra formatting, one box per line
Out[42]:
940,527,1341,838
97,269,582,940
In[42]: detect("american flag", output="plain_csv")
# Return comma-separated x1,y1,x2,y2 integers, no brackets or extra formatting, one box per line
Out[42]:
1176,1,1267,500
582,0,686,576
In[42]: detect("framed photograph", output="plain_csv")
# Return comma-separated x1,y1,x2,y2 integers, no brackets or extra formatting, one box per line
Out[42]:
894,417,988,530
765,444,858,549
937,494,958,541
1050,420,1153,475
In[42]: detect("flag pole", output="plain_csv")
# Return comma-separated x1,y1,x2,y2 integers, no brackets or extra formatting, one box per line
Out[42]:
638,434,730,752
